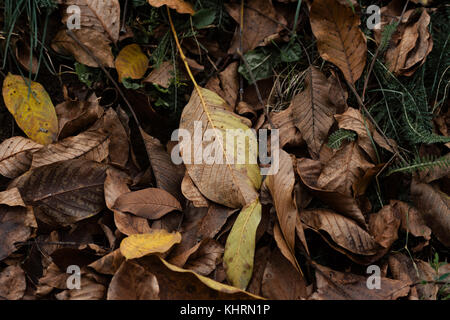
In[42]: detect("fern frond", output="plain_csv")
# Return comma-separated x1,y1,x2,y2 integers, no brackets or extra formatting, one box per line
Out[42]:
327,129,357,149
387,155,450,176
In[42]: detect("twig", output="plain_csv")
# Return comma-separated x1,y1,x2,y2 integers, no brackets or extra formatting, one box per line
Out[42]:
120,0,129,34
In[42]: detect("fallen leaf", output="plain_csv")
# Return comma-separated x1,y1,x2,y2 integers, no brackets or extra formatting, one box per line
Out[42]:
181,173,209,207
113,188,182,220
120,230,182,259
31,130,110,168
226,0,286,54
369,205,401,249
0,265,26,300
89,249,125,275
317,141,374,196
141,128,184,202
297,157,366,226
390,200,431,240
137,255,262,299
205,62,239,110
0,137,43,179
179,87,261,208
107,259,160,299
224,198,262,289
147,0,195,15
197,203,236,239
52,0,121,67
55,99,104,139
310,263,410,300
411,179,450,247
9,159,107,227
264,105,304,148
310,0,367,83
2,73,58,145
115,44,149,82
292,66,336,159
144,61,175,88
261,247,307,300
301,209,379,256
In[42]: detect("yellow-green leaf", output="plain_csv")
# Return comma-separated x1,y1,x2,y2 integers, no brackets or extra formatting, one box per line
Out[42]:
180,87,261,209
115,44,149,82
2,74,58,145
223,198,262,290
120,229,182,259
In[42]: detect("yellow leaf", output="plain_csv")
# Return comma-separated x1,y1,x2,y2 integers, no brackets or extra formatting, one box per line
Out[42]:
115,44,149,82
223,198,262,289
120,229,182,259
2,74,58,145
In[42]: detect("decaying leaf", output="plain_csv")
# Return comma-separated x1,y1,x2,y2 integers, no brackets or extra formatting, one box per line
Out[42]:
31,130,110,169
115,44,149,82
181,173,209,207
224,198,262,290
226,0,286,54
0,137,42,179
310,263,410,300
411,180,450,247
292,66,336,158
0,265,27,300
113,188,182,220
2,73,58,145
9,159,107,227
317,141,374,196
144,61,176,88
179,87,261,208
120,230,182,260
147,0,195,15
0,189,36,262
52,0,121,67
369,205,401,249
301,209,379,256
310,0,367,83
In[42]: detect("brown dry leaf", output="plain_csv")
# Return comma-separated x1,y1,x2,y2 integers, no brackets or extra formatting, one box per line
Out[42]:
115,44,149,82
389,252,438,300
383,8,433,76
197,203,236,239
226,0,286,54
169,238,223,276
369,205,401,249
113,188,182,220
140,128,184,202
9,159,107,227
264,105,304,148
52,0,121,67
56,100,104,140
0,265,26,300
310,0,367,83
0,137,43,179
205,62,239,110
120,230,182,260
411,179,450,247
107,260,160,300
389,200,431,240
179,87,261,209
147,0,195,15
292,66,336,158
0,188,37,261
181,173,209,207
273,222,300,272
55,268,106,300
261,247,307,300
301,209,379,256
89,249,125,275
144,61,175,88
335,107,394,162
310,263,410,300
136,255,262,299
31,130,110,169
266,149,308,255
297,158,366,226
90,108,129,168
16,40,38,74
317,141,374,196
